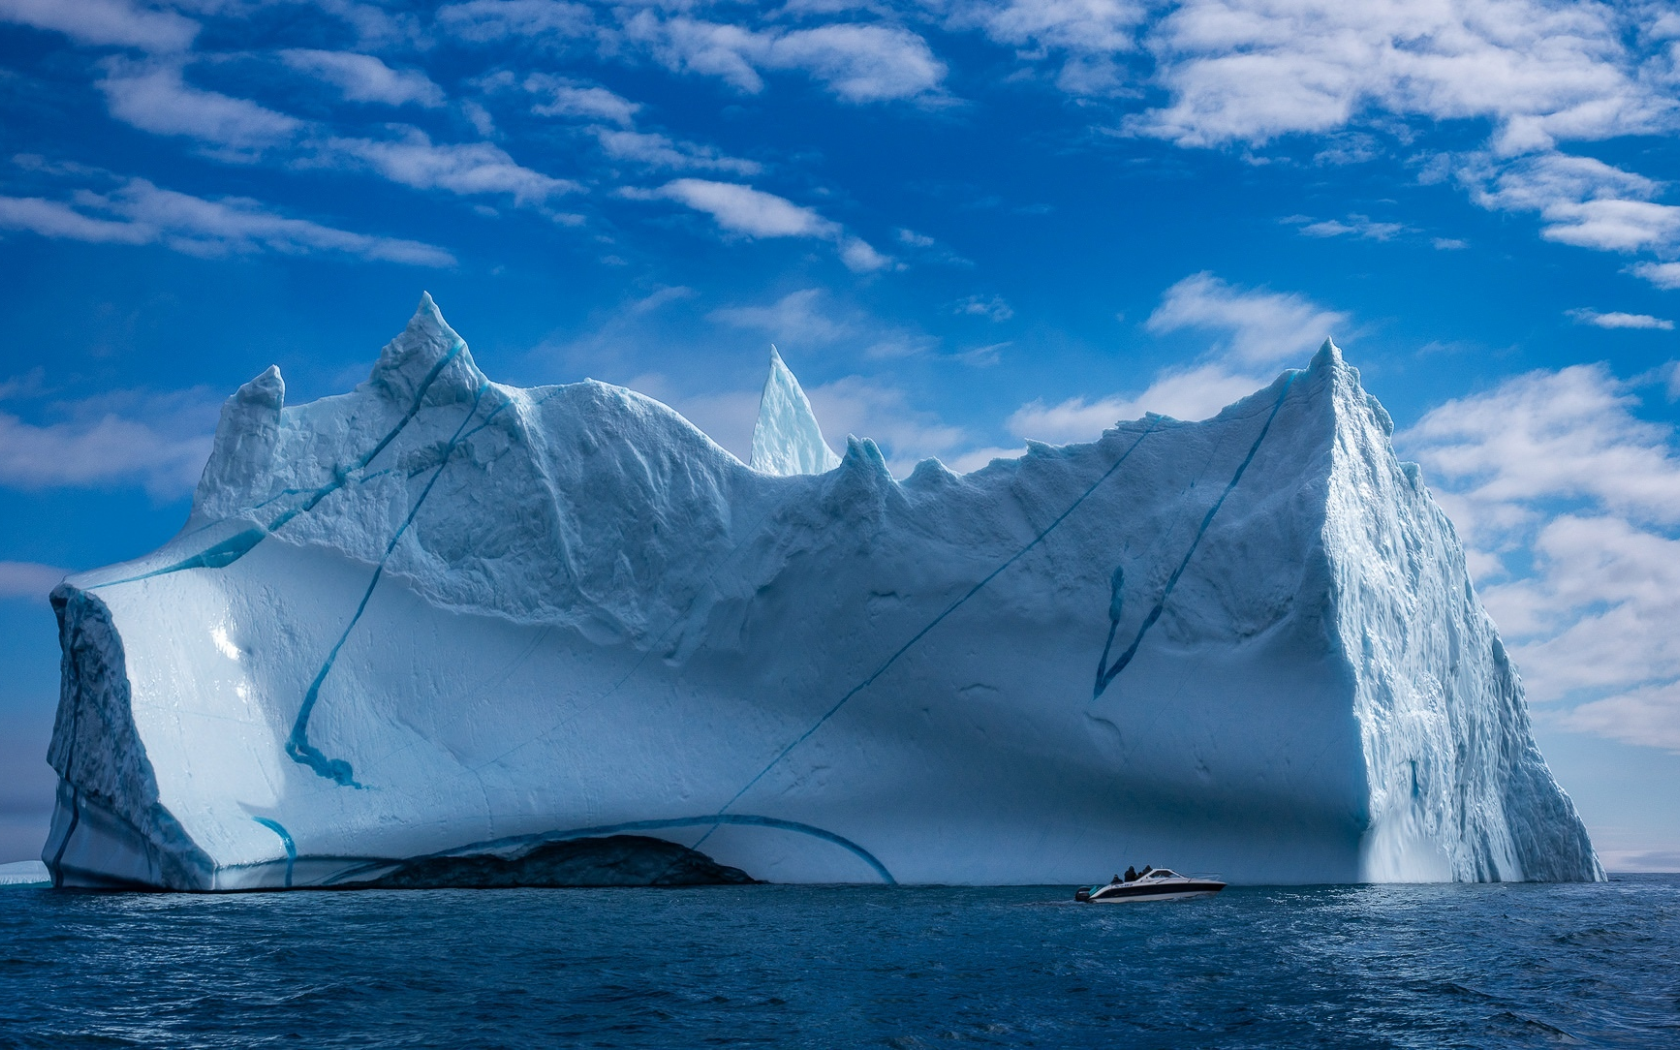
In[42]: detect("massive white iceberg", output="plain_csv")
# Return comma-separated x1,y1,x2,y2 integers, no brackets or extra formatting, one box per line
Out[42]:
43,295,1602,889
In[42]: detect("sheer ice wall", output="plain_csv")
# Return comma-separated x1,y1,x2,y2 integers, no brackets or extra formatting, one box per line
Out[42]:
42,295,1601,889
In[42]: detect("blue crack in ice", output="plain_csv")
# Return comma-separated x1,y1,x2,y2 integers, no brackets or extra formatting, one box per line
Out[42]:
286,380,494,787
1092,373,1297,700
253,817,296,888
95,340,467,589
313,813,897,887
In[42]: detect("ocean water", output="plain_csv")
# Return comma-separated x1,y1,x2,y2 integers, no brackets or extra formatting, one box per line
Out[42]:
0,876,1675,1049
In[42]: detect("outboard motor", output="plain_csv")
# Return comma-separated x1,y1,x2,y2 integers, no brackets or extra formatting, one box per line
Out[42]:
1074,887,1091,902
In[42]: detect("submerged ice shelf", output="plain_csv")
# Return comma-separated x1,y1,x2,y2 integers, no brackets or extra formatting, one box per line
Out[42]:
43,295,1602,890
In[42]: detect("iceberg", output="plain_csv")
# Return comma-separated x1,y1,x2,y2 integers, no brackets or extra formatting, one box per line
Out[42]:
42,295,1602,889
0,860,50,887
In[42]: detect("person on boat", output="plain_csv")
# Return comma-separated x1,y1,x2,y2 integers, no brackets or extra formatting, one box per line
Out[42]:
1140,865,1153,876
1124,866,1138,882
1110,874,1121,885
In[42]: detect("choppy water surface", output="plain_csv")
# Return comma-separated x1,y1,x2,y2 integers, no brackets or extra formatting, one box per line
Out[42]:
1,876,1675,1048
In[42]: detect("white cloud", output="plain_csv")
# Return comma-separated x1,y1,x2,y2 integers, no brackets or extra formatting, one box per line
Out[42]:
636,178,889,270
325,129,579,204
652,178,837,237
709,288,851,345
1433,237,1469,251
949,0,1147,93
593,128,760,175
1146,271,1348,365
1567,308,1675,331
0,194,151,245
624,14,945,103
986,1,1680,270
1399,364,1680,751
0,391,216,497
523,75,640,126
955,294,1013,321
0,561,65,601
763,23,947,103
279,49,445,108
839,236,892,272
1630,262,1680,290
1008,362,1264,443
1129,0,1673,149
98,59,301,152
1291,213,1406,241
0,0,197,52
1463,150,1680,253
434,0,595,43
807,375,968,472
1003,273,1336,448
1564,678,1680,753
0,179,454,265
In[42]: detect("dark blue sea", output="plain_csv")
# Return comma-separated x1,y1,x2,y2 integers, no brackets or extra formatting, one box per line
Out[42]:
1,876,1675,1049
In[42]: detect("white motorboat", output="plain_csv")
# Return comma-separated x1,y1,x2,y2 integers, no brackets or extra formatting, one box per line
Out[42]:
1074,868,1225,903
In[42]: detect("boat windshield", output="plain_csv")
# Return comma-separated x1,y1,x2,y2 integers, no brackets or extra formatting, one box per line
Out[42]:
1149,870,1179,879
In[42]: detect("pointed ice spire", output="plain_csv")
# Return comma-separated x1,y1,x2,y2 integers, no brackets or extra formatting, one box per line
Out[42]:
750,345,841,475
365,291,484,406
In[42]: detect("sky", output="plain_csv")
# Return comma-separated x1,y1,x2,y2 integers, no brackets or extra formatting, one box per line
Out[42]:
1,0,1678,872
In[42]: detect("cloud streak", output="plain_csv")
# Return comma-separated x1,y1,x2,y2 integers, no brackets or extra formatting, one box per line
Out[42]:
0,0,197,53
0,179,454,265
634,179,889,271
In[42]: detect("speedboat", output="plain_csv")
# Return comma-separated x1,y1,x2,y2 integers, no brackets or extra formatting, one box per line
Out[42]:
1074,868,1225,903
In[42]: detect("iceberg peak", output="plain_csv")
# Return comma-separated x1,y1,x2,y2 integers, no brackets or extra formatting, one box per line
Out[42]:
364,292,485,407
192,364,286,519
750,345,841,476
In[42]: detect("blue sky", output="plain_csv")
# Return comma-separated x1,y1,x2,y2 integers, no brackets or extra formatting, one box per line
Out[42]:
1,0,1679,869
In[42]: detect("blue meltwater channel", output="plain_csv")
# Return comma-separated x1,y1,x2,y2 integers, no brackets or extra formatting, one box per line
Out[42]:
0,876,1673,1048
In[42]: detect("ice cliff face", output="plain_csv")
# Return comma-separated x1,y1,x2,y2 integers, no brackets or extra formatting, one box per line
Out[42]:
43,295,1601,889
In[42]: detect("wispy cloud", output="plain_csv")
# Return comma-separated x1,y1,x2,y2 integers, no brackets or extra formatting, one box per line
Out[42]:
0,0,198,53
954,294,1013,321
434,0,596,44
94,61,574,208
322,129,580,205
1463,151,1680,254
709,287,853,345
0,561,66,601
631,179,889,271
1126,0,1672,149
1009,363,1266,442
1287,213,1407,241
0,388,218,497
624,14,946,103
0,179,454,265
280,50,445,108
807,375,968,473
522,75,640,127
98,59,301,154
1568,308,1675,331
592,128,760,175
1147,271,1348,366
1629,262,1680,290
1008,273,1343,446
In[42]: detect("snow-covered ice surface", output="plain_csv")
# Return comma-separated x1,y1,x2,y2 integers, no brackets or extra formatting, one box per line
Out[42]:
42,295,1601,889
